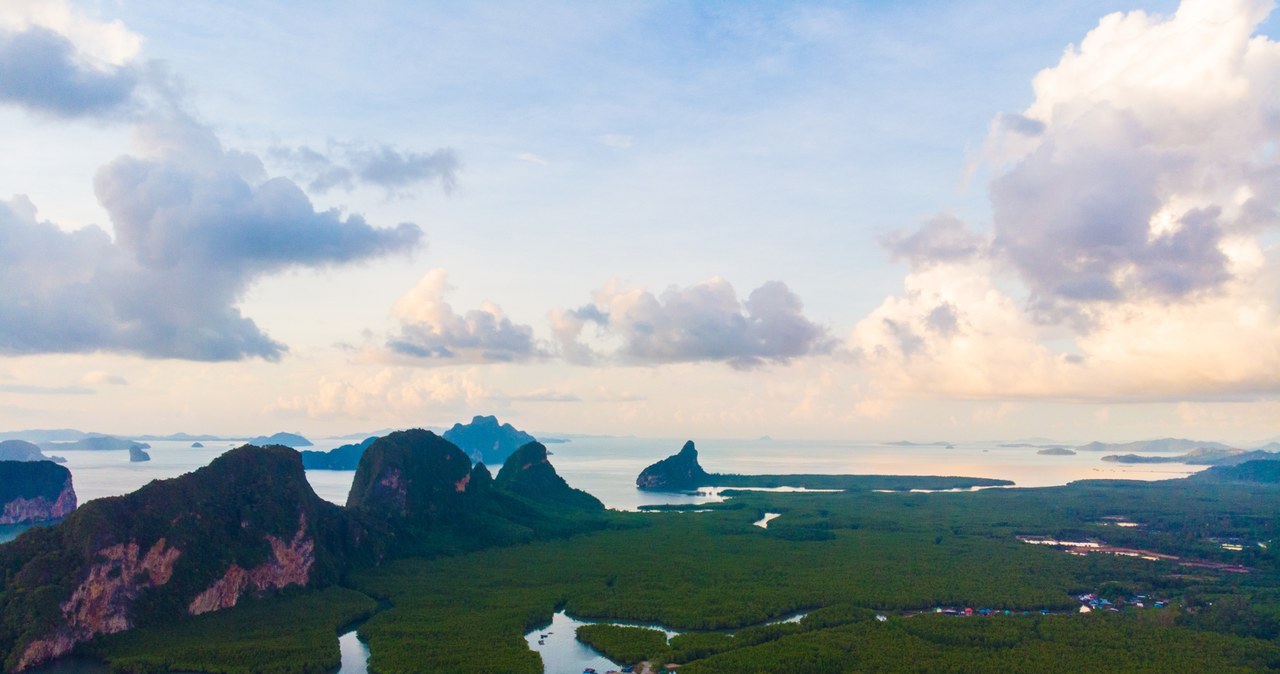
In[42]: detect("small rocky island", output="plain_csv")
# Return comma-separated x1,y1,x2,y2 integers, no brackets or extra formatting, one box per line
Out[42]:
128,445,151,462
636,441,711,491
0,461,76,525
636,441,1015,493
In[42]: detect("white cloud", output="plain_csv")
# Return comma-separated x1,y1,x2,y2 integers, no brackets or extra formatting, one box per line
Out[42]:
553,277,834,369
851,253,1280,401
81,371,127,386
271,367,493,420
986,0,1280,321
388,269,541,364
0,0,141,66
856,0,1280,404
0,116,422,361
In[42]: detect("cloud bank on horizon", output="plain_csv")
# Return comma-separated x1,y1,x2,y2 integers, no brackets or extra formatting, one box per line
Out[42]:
0,0,1276,438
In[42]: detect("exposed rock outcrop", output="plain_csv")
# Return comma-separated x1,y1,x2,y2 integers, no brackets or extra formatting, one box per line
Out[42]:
188,514,314,614
128,445,151,462
19,539,180,669
0,461,76,524
636,441,711,491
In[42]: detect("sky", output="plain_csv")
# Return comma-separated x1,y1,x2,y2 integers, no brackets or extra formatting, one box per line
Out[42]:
0,0,1277,444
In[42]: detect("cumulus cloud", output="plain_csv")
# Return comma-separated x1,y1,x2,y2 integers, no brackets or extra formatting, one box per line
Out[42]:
0,117,423,361
271,143,459,196
271,367,493,420
552,278,834,369
880,215,986,269
851,254,1280,401
856,0,1280,403
987,0,1280,321
0,1,143,117
0,25,138,117
388,269,541,364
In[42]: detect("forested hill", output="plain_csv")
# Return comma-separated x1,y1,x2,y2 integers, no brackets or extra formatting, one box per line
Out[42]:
1190,459,1280,484
0,431,609,671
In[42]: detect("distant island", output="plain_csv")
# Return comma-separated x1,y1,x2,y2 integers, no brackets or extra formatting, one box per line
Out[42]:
637,441,1013,492
129,445,151,462
1102,448,1279,465
1074,438,1238,453
0,440,65,464
245,432,312,448
888,440,955,448
39,435,149,452
1036,447,1076,456
443,415,537,465
300,436,377,471
190,442,204,448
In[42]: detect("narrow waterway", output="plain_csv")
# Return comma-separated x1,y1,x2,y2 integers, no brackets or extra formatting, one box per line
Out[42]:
337,628,372,673
753,512,781,528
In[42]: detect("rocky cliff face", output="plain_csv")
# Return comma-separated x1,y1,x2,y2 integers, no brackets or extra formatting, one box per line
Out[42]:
0,461,77,525
636,441,712,491
188,514,315,614
17,539,180,669
0,446,353,672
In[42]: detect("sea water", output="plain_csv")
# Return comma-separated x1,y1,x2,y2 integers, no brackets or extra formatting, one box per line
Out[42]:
19,436,1203,510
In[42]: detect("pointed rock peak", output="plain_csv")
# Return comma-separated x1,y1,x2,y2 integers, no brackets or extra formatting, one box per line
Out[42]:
470,462,494,490
636,440,711,491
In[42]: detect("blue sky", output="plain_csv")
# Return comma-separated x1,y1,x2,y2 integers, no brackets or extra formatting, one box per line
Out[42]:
0,0,1277,444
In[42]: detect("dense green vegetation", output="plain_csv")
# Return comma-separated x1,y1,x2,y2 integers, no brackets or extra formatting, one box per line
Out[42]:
6,439,1279,673
85,588,376,674
575,624,670,664
0,461,70,504
711,474,1013,490
345,480,1280,673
